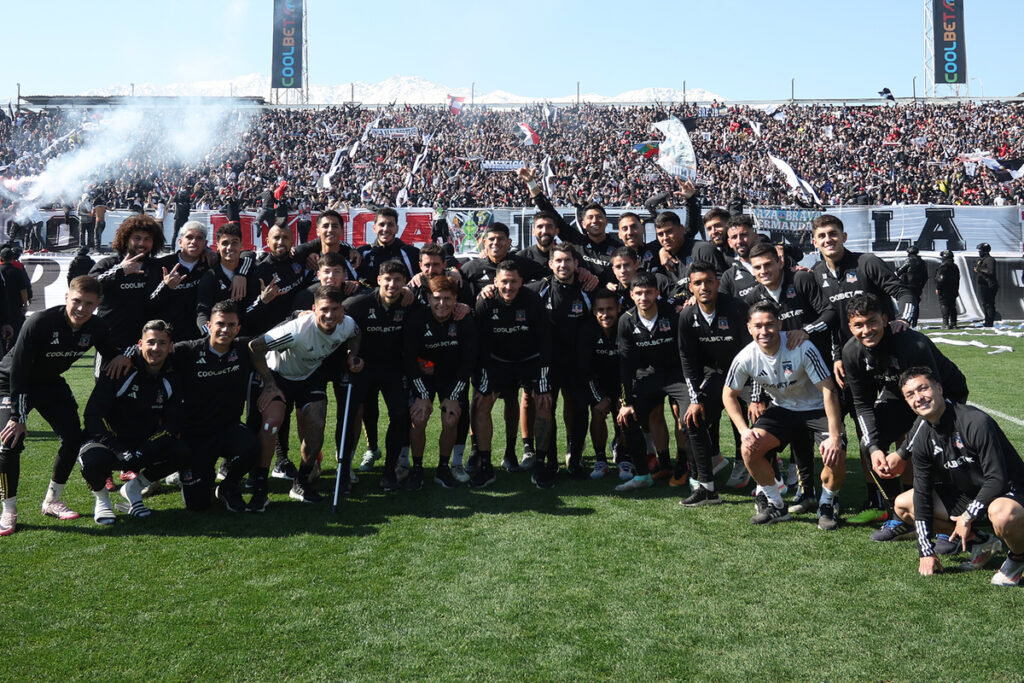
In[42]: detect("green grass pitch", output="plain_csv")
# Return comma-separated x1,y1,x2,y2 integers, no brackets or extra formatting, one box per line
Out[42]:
3,329,1024,680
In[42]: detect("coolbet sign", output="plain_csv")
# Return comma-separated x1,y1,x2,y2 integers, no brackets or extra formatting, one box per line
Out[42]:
271,0,304,88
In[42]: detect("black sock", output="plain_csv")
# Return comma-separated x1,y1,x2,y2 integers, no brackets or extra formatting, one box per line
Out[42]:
250,467,269,493
478,450,491,468
656,449,670,468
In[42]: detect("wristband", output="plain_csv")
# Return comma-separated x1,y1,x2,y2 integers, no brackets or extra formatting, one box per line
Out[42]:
526,180,540,193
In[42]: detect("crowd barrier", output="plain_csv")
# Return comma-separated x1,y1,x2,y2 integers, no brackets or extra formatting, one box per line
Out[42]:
8,204,1023,323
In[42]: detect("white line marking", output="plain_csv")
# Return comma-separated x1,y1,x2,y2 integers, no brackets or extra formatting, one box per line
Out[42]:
967,402,1024,428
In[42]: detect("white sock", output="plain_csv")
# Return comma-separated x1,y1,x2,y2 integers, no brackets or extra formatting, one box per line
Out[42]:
451,445,464,466
45,480,65,504
764,484,784,509
93,490,111,507
774,477,784,490
398,447,411,468
701,481,715,492
819,487,836,506
2,496,16,514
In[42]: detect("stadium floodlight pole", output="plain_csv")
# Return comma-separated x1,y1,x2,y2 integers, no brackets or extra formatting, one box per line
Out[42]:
471,82,474,106
331,376,354,513
790,78,795,102
131,83,134,97
683,80,686,105
912,76,917,102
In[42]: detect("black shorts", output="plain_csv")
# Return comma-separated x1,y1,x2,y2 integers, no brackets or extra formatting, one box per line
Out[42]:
935,483,1022,523
272,369,328,410
474,359,548,396
410,375,470,405
860,398,917,451
754,405,848,452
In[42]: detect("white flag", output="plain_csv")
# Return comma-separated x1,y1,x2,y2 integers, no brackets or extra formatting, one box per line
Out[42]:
745,118,761,138
651,117,697,180
767,153,822,205
963,160,977,177
541,155,556,196
823,125,834,139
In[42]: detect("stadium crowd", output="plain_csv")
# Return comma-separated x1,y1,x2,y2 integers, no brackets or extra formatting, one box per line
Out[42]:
2,100,1024,221
0,163,1021,586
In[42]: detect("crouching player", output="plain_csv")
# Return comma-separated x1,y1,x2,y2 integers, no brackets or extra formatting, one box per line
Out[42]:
723,301,847,528
78,320,188,524
172,301,259,512
404,275,478,489
886,367,1024,585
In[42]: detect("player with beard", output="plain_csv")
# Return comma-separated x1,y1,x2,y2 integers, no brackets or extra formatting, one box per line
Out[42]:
246,225,315,335
356,208,420,284
889,367,1024,585
78,320,187,524
172,301,258,513
723,301,846,527
0,277,131,536
247,286,361,510
472,261,553,488
691,207,733,275
404,275,478,488
89,215,164,369
718,215,760,301
343,260,420,491
149,221,212,342
406,244,474,306
841,293,968,541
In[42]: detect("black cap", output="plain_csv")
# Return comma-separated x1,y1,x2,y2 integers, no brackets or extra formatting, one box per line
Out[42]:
907,245,919,255
979,242,992,254
940,250,954,260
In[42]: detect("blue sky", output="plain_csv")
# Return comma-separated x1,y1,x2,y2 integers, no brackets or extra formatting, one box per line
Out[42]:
4,0,1021,102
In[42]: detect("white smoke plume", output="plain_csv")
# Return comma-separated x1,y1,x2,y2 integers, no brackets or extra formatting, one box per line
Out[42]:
2,99,255,222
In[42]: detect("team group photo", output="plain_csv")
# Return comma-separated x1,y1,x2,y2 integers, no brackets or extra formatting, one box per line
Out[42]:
2,1,1023,680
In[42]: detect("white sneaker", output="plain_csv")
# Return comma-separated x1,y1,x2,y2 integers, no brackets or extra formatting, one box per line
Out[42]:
165,471,182,488
41,499,80,520
0,510,17,536
451,465,470,483
519,454,535,471
590,461,609,479
726,460,750,488
991,554,1024,586
711,453,728,475
358,449,380,472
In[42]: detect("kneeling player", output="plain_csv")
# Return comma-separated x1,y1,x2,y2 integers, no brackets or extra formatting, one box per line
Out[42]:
78,320,188,524
723,301,846,528
887,368,1024,585
404,275,478,488
173,301,259,512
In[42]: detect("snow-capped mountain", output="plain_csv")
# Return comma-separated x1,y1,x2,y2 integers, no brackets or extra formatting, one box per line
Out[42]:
81,74,724,105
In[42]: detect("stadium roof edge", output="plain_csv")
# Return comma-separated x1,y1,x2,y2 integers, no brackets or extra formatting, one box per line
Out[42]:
19,95,267,107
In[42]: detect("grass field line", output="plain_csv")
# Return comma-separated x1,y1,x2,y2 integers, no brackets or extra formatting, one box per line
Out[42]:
967,401,1024,427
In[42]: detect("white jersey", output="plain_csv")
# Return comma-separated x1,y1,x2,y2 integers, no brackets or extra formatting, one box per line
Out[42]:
264,313,359,381
726,332,831,412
